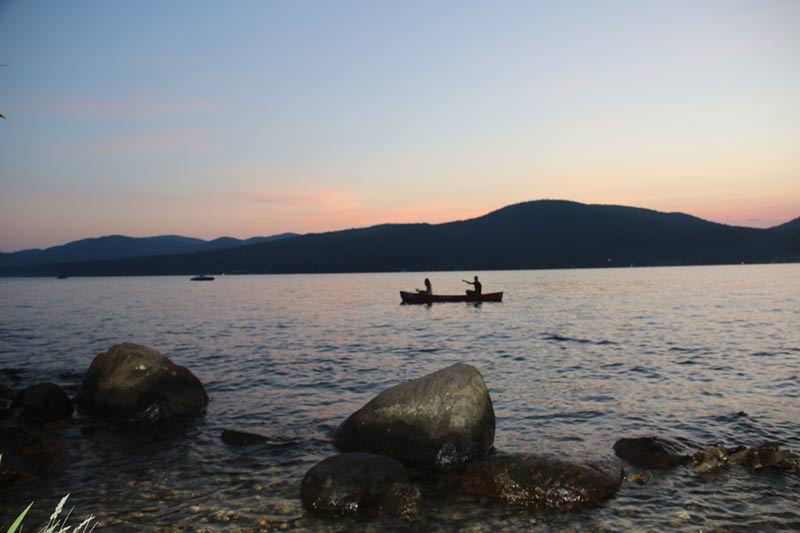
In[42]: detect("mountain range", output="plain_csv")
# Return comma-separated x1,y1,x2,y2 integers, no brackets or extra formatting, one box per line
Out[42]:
1,200,797,277
0,233,297,268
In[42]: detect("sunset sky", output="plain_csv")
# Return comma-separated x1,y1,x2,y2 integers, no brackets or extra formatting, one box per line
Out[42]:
1,1,798,252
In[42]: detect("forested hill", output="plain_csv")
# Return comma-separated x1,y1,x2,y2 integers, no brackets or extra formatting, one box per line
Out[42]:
0,233,297,268
2,201,798,276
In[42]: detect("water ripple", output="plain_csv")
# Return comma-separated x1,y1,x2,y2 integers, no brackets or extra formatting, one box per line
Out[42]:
1,266,799,530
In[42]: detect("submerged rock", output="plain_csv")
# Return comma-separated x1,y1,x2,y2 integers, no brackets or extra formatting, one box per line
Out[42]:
334,363,495,469
0,426,66,476
627,470,654,485
0,457,23,487
729,443,790,470
694,442,800,473
220,429,270,446
461,453,624,511
10,382,73,424
301,453,409,515
693,444,729,473
76,343,208,425
613,436,690,469
0,383,15,401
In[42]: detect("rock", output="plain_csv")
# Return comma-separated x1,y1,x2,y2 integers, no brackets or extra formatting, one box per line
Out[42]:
613,436,690,469
221,429,270,446
301,453,409,515
694,443,798,474
76,343,208,424
0,456,23,487
627,470,654,485
334,363,495,469
693,444,729,473
0,383,15,401
0,426,66,476
10,383,73,424
461,453,624,510
379,482,425,521
729,443,793,470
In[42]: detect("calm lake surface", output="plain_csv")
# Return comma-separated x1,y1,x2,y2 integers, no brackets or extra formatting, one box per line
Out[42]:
1,265,799,531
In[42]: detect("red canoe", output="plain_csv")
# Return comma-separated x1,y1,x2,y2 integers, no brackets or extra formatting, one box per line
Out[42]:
400,291,503,304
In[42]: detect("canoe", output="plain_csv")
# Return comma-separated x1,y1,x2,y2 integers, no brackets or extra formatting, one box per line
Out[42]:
400,291,503,304
190,275,215,281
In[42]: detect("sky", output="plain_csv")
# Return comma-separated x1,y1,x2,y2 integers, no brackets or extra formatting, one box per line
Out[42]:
1,1,798,252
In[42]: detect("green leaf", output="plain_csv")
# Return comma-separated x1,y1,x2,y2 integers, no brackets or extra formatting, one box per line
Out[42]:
7,501,34,533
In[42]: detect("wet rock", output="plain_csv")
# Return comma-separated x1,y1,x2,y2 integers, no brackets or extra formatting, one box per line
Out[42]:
379,482,425,521
461,453,624,511
221,429,270,446
301,453,408,515
613,436,690,469
729,443,793,470
627,470,654,485
334,363,495,469
693,443,799,474
76,343,208,425
693,444,729,473
10,382,73,424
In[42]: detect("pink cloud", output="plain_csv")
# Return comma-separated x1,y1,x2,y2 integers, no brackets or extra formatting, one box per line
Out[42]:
239,187,361,212
210,177,489,235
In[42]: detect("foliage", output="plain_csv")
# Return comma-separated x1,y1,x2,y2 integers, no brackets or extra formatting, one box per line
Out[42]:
39,494,96,533
2,456,96,533
6,502,33,533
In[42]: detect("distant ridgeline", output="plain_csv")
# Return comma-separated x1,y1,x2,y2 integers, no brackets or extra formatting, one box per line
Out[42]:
1,201,798,276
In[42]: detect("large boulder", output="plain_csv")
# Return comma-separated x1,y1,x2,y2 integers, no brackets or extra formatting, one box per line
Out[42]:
334,363,495,469
613,436,690,469
76,343,208,424
10,383,73,424
301,453,409,515
461,453,624,511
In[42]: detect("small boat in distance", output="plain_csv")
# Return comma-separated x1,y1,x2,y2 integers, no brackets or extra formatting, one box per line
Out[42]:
400,291,503,304
56,273,69,279
190,275,215,281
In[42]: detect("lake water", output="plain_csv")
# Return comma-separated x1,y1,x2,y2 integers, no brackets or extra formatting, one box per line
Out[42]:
1,265,799,531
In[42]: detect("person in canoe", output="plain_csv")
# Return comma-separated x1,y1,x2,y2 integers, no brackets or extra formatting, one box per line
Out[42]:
463,275,482,296
416,277,432,295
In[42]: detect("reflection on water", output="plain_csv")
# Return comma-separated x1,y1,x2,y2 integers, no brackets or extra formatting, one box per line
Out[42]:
1,265,799,531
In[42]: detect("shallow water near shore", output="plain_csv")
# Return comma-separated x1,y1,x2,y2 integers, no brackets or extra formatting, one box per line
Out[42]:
1,264,799,531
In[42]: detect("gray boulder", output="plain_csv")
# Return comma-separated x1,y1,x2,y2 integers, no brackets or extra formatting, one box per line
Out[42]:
461,453,624,510
301,453,409,515
76,343,208,424
334,363,495,469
